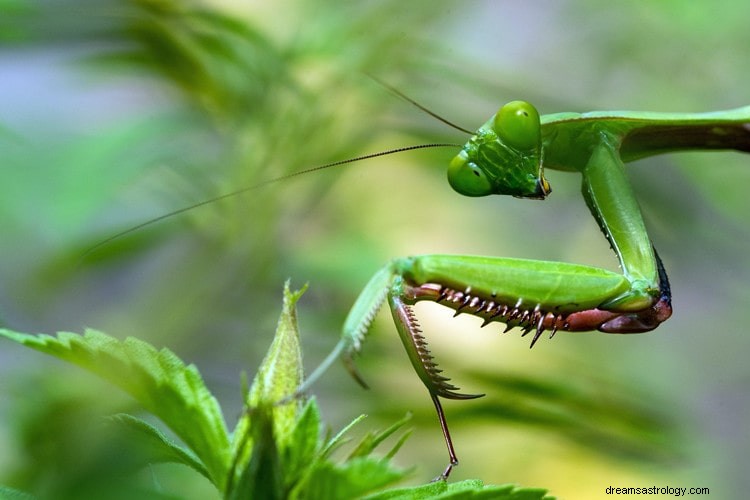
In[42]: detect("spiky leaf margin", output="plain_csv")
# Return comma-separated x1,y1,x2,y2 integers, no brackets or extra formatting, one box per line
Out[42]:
0,328,230,486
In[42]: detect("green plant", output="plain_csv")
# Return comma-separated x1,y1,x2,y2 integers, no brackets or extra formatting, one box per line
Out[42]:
0,283,553,499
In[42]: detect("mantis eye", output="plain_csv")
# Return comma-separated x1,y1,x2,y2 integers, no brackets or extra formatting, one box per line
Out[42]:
493,101,541,151
447,153,493,197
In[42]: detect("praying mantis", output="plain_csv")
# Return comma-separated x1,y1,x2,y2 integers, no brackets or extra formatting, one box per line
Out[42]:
93,84,750,480
295,93,750,479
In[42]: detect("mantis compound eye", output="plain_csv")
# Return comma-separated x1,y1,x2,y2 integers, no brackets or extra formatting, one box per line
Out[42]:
447,152,493,197
493,101,541,151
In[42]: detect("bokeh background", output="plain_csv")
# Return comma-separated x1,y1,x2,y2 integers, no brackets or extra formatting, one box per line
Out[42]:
1,1,748,498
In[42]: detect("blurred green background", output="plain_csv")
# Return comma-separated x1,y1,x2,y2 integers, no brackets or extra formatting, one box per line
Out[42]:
1,0,748,498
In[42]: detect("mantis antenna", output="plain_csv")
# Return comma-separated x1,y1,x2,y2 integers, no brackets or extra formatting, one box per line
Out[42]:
82,81,474,260
81,143,462,261
366,74,474,135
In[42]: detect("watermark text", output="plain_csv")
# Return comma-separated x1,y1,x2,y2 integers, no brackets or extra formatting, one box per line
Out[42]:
605,485,709,496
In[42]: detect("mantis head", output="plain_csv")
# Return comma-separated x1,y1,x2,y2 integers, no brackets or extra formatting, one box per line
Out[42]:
448,101,550,199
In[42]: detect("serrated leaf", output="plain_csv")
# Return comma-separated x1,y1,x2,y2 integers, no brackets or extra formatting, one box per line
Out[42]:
0,486,37,500
364,480,555,500
294,457,407,500
107,413,210,479
282,398,322,488
439,481,553,500
0,328,230,487
362,480,448,500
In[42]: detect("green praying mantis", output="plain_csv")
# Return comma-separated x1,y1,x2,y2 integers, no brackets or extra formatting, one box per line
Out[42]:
92,83,750,480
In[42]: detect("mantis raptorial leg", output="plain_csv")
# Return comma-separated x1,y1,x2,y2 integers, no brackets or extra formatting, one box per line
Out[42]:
92,85,750,480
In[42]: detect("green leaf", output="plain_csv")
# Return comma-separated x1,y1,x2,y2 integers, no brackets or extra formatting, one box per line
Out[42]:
290,409,414,499
347,413,412,460
229,405,283,500
295,458,407,500
0,286,556,500
106,413,210,479
363,480,555,500
363,481,449,500
0,486,36,500
289,412,412,499
319,413,368,459
282,398,323,489
0,328,230,488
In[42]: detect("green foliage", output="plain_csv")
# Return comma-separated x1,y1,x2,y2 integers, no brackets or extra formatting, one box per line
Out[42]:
0,328,231,486
5,1,740,497
364,480,553,500
0,284,553,499
106,413,211,480
0,485,37,500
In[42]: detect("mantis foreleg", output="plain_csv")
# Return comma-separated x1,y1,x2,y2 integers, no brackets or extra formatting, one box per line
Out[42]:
335,246,672,477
